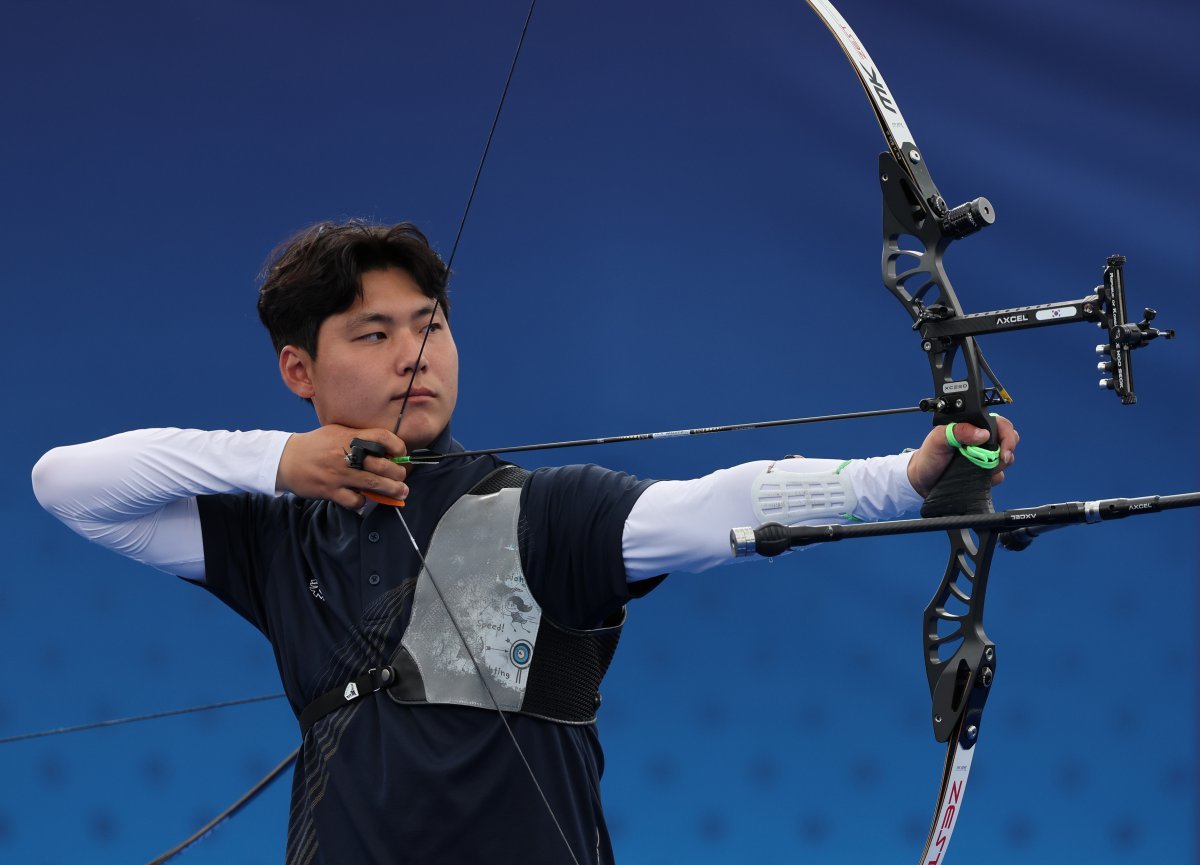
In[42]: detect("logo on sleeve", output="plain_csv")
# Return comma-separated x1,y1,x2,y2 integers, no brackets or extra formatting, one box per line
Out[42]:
308,579,326,603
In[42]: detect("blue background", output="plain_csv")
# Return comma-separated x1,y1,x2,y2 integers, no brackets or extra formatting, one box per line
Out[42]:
2,0,1196,862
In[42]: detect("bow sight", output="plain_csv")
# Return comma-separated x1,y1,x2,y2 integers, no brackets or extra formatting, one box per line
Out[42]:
909,252,1176,409
877,146,1175,419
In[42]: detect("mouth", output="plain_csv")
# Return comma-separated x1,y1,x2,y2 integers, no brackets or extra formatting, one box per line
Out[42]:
393,388,436,404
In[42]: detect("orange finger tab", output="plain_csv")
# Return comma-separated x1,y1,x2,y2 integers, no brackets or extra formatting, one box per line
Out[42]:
363,491,406,508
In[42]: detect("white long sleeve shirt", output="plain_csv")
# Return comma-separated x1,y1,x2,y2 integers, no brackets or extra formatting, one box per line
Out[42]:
31,428,923,582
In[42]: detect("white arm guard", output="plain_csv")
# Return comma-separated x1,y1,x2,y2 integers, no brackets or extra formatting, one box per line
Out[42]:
752,459,857,526
622,453,922,581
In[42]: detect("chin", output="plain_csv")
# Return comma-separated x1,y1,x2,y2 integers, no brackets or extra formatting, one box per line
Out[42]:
405,432,439,451
396,421,437,449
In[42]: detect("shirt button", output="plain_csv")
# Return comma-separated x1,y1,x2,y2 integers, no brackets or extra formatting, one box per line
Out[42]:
368,573,381,586
368,531,381,543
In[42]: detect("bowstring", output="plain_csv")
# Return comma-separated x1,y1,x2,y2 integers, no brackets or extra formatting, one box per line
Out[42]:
391,508,583,865
384,1,584,861
394,0,540,436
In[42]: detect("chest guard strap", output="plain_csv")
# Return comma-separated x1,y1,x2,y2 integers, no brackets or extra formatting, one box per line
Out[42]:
298,665,397,738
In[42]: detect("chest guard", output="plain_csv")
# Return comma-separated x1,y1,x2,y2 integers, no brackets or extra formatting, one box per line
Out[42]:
385,466,624,724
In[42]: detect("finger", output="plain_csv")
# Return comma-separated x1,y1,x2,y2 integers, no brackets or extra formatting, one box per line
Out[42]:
362,454,409,483
990,469,1006,487
332,488,367,511
361,428,408,458
340,430,407,480
1002,430,1020,465
341,467,408,507
995,424,1019,466
355,473,410,503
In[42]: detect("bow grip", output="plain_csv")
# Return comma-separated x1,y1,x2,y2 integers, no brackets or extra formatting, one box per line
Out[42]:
921,428,997,520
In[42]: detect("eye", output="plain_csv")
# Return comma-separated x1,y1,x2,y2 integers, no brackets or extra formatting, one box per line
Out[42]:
356,331,387,342
421,322,443,335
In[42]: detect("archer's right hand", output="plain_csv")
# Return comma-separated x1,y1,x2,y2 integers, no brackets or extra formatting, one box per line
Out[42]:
276,425,409,510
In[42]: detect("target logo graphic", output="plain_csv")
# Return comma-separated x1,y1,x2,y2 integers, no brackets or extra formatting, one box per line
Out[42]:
510,640,533,669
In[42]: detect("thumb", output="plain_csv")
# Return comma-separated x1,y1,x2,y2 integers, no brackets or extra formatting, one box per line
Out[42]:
950,422,991,446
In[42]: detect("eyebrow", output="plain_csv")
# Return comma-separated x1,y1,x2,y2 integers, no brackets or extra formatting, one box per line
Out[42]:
344,305,439,331
345,311,393,330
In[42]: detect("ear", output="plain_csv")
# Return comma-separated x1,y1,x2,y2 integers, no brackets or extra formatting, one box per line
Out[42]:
279,345,317,399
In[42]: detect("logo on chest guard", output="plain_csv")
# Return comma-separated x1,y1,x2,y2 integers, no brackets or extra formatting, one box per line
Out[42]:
308,578,326,602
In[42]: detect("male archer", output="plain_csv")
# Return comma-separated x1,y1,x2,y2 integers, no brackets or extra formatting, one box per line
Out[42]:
32,220,1018,865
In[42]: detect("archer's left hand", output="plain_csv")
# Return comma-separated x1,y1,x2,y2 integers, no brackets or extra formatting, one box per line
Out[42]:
907,416,1020,498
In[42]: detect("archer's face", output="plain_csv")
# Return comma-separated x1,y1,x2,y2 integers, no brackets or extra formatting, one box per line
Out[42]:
283,268,459,449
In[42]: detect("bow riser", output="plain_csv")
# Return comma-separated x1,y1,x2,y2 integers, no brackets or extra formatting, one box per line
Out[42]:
923,527,997,745
881,154,1005,429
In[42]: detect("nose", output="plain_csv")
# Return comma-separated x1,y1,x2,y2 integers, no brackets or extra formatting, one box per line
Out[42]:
396,332,430,377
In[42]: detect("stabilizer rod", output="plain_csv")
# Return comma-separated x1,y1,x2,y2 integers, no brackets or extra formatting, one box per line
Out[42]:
730,491,1200,557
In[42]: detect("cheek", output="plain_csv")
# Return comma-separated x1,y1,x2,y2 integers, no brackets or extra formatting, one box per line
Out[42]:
446,351,460,398
318,359,371,398
438,339,459,382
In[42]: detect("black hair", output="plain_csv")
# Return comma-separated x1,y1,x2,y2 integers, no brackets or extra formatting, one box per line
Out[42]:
257,220,450,358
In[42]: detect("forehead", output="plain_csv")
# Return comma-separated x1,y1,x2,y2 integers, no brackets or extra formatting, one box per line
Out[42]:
329,268,442,326
315,268,444,348
356,267,433,309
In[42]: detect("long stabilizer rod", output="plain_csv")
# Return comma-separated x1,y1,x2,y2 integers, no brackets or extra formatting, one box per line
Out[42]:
731,491,1200,557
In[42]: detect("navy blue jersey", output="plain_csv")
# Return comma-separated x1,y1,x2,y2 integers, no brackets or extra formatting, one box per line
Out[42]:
195,428,658,864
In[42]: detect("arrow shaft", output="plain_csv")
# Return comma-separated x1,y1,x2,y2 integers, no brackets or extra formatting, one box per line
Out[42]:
405,404,925,463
